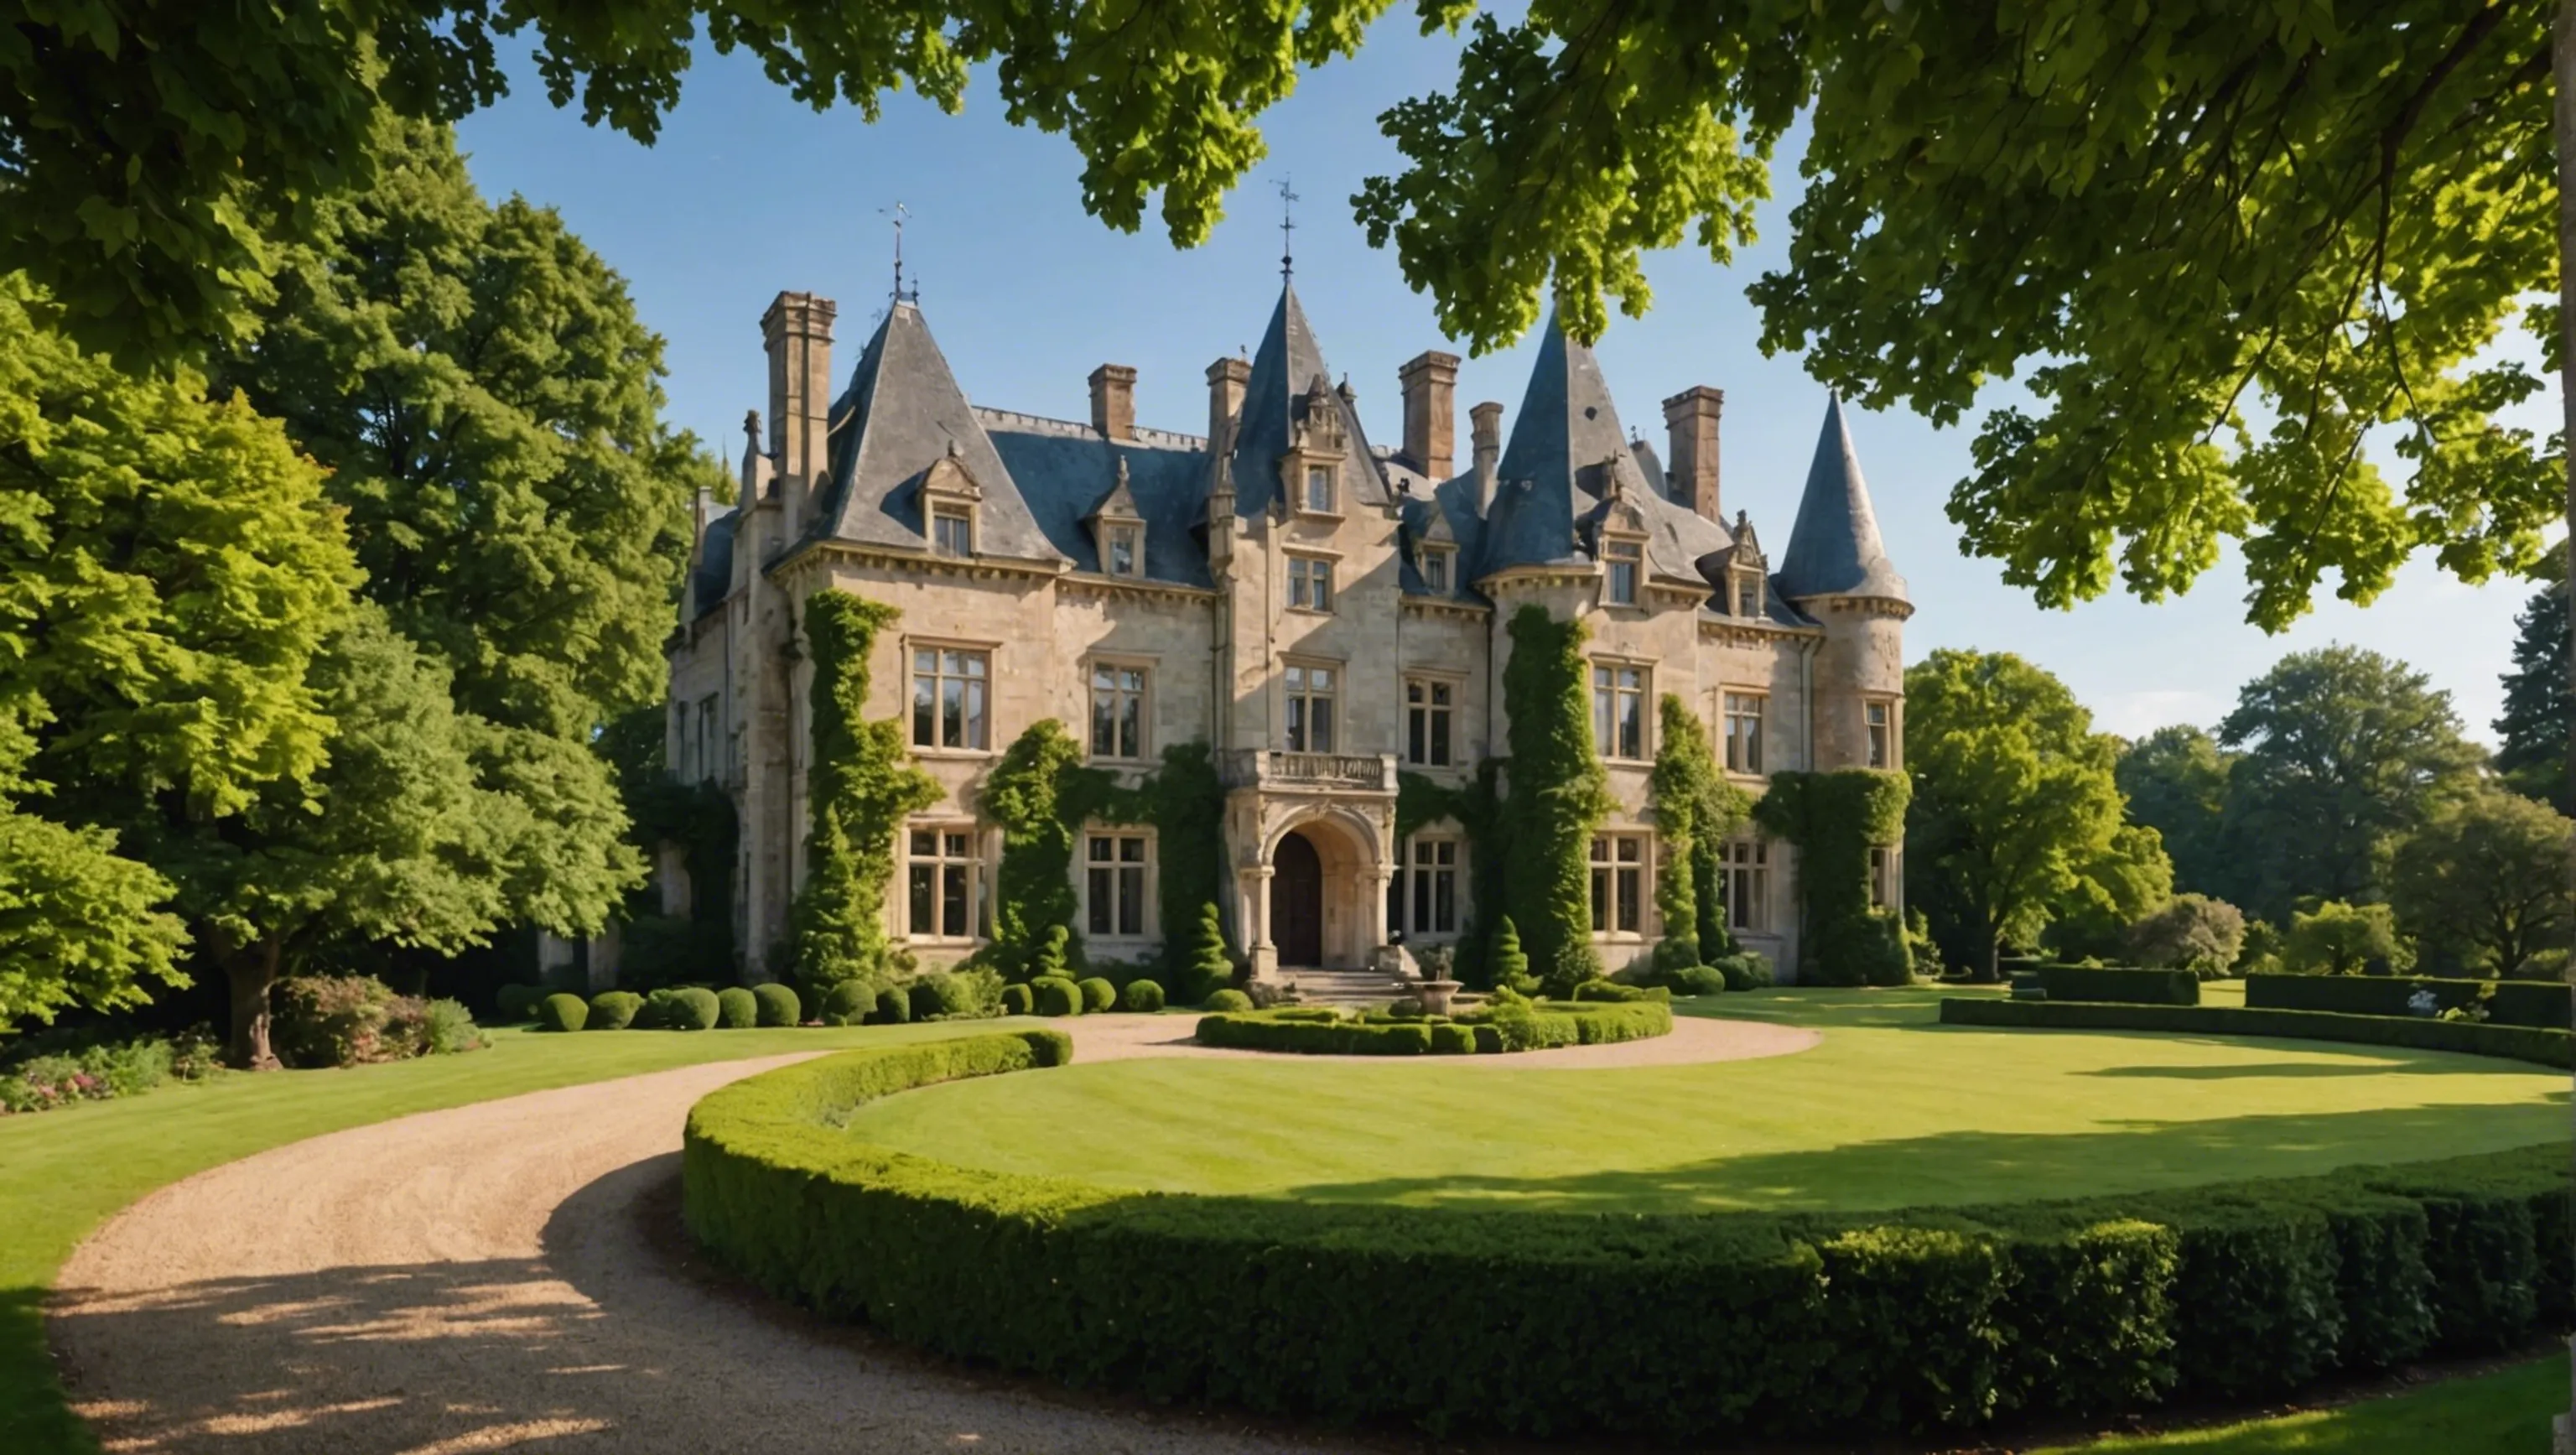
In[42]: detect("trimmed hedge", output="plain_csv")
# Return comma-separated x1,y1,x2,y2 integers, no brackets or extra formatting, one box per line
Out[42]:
1120,979,1166,1012
650,986,721,1031
1078,976,1117,1013
753,983,802,1027
2033,965,2199,1006
1574,980,1672,1003
1203,988,1253,1012
1197,1013,1440,1055
1939,997,2572,1068
587,990,643,1031
716,986,759,1029
1196,1000,1670,1056
683,1039,2573,1444
1000,982,1033,1016
1033,976,1083,1017
2245,974,2573,1029
537,992,587,1032
819,981,873,1026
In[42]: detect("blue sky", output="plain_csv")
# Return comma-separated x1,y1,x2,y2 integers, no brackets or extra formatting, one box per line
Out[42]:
456,18,2549,746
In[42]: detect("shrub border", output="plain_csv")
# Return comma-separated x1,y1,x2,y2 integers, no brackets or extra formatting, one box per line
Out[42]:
2244,973,2572,1029
1192,1000,1671,1056
683,1030,2573,1443
1940,996,2573,1068
2031,964,2200,1006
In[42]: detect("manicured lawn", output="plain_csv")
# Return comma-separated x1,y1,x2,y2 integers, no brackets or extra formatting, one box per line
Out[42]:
841,987,2567,1213
2036,1354,2560,1452
0,1019,1003,1455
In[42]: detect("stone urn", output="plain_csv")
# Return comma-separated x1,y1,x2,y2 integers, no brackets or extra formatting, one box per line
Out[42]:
1417,979,1463,1016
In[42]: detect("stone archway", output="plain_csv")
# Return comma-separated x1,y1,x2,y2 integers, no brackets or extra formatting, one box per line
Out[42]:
1261,809,1386,971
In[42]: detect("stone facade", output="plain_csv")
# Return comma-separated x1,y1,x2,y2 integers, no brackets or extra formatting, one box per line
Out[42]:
664,283,1912,985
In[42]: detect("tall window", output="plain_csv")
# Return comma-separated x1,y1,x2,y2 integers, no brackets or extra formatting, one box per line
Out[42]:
911,647,989,750
908,829,980,938
1406,678,1454,766
1590,834,1645,933
1106,524,1140,577
1288,555,1334,612
1420,546,1452,593
932,507,974,556
1088,663,1147,760
1284,663,1337,752
695,694,719,781
1867,700,1893,768
1592,663,1647,759
1605,540,1642,605
1086,833,1150,937
1303,465,1335,512
1722,692,1764,774
1390,837,1460,935
1722,839,1768,931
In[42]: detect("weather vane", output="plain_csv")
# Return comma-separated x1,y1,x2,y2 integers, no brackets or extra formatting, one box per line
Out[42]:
1276,176,1299,281
882,201,916,304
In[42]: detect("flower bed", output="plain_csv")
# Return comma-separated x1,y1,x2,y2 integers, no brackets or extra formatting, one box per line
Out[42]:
683,1032,2571,1443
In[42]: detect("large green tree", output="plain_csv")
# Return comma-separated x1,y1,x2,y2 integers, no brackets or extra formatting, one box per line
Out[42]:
2494,573,2572,812
0,273,350,1030
213,119,702,941
2391,784,2576,978
1903,648,2148,978
2215,646,2483,922
2116,725,2237,902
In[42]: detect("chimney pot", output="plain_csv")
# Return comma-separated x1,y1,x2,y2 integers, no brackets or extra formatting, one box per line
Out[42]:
1089,363,1137,442
1469,400,1504,517
1661,385,1725,522
1205,357,1250,454
1398,350,1460,480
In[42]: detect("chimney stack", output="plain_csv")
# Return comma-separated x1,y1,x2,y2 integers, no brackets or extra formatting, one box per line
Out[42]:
1205,356,1249,453
1469,400,1504,517
761,292,837,538
1397,350,1460,480
1661,386,1724,522
1089,363,1137,442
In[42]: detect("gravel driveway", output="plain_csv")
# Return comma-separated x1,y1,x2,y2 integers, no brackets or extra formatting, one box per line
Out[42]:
48,1013,1815,1454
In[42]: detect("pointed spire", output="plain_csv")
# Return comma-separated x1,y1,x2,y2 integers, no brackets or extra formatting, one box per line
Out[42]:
1478,311,1656,575
1776,393,1908,603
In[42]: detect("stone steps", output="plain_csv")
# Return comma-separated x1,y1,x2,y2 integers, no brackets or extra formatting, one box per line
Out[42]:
1276,969,1415,1006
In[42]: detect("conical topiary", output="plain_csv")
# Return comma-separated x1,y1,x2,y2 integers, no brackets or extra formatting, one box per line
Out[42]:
1491,915,1536,995
1180,902,1233,1005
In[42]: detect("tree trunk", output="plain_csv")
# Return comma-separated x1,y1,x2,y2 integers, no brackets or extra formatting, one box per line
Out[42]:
226,938,283,1071
2551,0,2576,1443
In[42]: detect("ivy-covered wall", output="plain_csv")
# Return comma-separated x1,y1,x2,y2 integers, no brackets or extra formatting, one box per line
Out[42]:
1753,768,1912,986
1499,605,1613,990
791,593,940,987
1395,761,1504,985
1647,694,1748,974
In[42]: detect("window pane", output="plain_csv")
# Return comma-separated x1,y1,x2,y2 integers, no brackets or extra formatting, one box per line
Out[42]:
1618,867,1641,932
1311,698,1333,752
1286,696,1306,751
940,677,963,746
1093,689,1116,756
963,678,986,749
913,673,934,746
1119,694,1140,757
1591,867,1608,932
1618,838,1640,863
1088,867,1112,933
911,829,936,855
943,865,969,936
1120,837,1145,864
1118,867,1144,935
945,833,969,857
910,865,934,933
1430,708,1450,766
1594,689,1613,756
1619,693,1641,758
1286,664,1306,692
1434,866,1456,931
1311,667,1332,691
1409,708,1426,764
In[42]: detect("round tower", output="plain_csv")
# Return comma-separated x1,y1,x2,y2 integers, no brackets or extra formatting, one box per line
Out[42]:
1773,395,1912,774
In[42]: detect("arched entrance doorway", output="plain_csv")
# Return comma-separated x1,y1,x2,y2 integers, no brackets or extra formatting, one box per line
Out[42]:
1271,829,1324,967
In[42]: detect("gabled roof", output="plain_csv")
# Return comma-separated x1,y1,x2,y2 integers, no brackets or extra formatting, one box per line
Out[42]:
1084,458,1144,523
1775,394,1909,604
807,302,1064,563
978,409,1216,589
1228,283,1392,517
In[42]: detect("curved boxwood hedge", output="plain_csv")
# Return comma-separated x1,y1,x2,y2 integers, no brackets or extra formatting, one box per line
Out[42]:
683,1032,2573,1443
1940,996,2573,1068
2245,973,2571,1029
1194,1000,1671,1055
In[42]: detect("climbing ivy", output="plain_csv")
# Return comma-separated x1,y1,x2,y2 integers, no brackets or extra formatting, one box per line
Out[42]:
1396,761,1507,987
1753,769,1913,986
1500,605,1613,991
981,723,1230,983
791,593,940,988
1647,694,1748,974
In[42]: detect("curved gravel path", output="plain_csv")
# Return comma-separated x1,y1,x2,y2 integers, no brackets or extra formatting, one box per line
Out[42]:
49,1013,1815,1454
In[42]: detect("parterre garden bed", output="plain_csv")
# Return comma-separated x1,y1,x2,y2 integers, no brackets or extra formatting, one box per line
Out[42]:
684,996,2573,1445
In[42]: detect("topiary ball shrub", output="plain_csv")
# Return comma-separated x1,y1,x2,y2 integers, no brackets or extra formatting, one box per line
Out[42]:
1716,951,1774,991
538,993,589,1032
819,980,874,1027
752,982,802,1027
1033,976,1083,1016
716,986,759,1029
1663,964,1729,997
1000,982,1034,1016
1119,979,1166,1012
495,984,546,1022
1078,976,1117,1013
655,986,720,1031
872,986,912,1025
911,972,994,1021
1204,988,1254,1012
587,990,643,1031
1430,1022,1478,1054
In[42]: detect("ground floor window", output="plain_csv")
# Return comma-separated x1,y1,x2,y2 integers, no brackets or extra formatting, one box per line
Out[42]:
1722,839,1768,931
1590,834,1646,934
907,827,984,939
1389,836,1460,935
1086,833,1150,938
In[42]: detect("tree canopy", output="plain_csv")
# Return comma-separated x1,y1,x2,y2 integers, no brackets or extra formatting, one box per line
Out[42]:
2116,726,2236,902
2215,646,2481,922
2389,784,2575,979
2493,573,2570,812
1902,648,2153,977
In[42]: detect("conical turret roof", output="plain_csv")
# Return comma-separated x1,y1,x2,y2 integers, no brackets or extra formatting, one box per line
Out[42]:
1775,394,1908,603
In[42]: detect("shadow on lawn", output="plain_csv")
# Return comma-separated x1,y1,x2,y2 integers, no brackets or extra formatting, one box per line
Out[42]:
2083,1056,2535,1080
1280,1101,2569,1216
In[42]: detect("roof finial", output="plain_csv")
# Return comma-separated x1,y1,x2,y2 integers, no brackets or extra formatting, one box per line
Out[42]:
1275,175,1299,281
882,201,916,304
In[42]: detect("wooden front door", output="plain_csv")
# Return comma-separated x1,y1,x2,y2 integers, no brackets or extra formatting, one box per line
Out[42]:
1272,830,1324,967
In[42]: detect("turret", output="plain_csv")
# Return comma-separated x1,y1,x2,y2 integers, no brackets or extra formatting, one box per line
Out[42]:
1778,394,1910,772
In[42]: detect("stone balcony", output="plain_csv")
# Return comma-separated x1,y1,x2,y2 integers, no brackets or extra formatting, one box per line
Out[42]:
1217,750,1398,794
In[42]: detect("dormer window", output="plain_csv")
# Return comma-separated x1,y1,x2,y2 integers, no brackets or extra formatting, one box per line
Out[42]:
1605,539,1643,605
1303,465,1335,514
1106,523,1141,577
1420,545,1453,594
1735,570,1764,617
932,507,974,556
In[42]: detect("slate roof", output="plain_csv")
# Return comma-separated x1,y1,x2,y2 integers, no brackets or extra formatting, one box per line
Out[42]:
1228,283,1393,517
807,302,1065,564
690,506,738,621
1775,394,1909,604
976,409,1216,588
